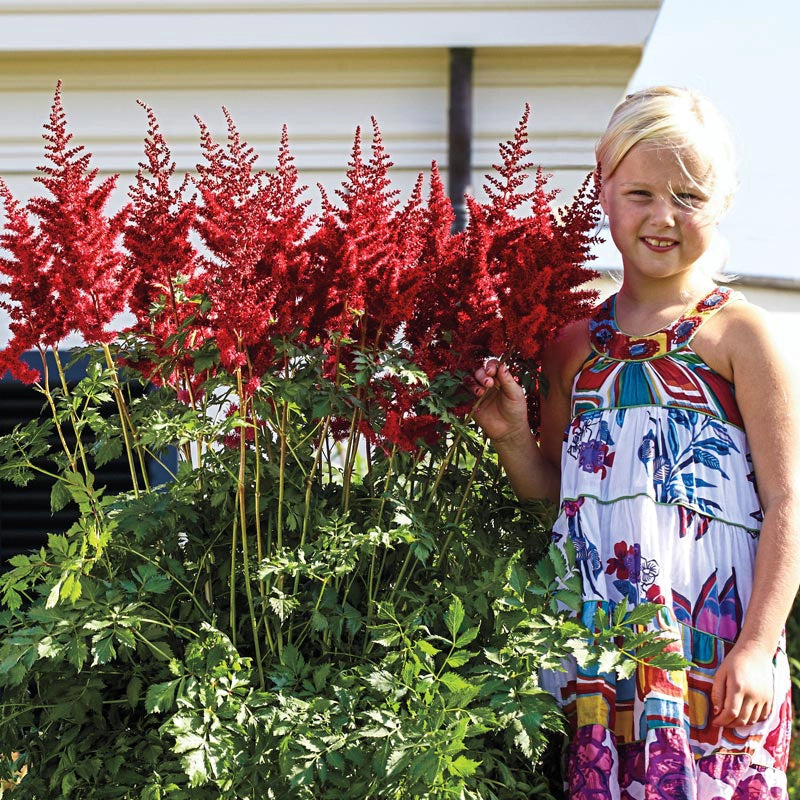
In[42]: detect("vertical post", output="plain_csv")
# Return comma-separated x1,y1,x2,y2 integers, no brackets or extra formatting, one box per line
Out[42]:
448,47,473,233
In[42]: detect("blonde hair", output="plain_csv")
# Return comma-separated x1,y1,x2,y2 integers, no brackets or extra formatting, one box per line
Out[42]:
595,86,737,220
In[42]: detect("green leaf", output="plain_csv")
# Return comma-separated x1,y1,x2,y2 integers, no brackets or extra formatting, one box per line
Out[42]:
438,672,473,693
443,596,465,639
454,625,480,648
145,678,180,713
127,675,143,708
366,669,395,693
534,557,555,586
310,609,328,633
449,755,480,778
183,747,210,787
50,479,72,513
554,589,582,612
507,561,527,596
597,647,621,674
313,664,332,693
616,658,637,679
623,602,662,626
417,640,441,657
548,543,568,579
612,599,629,627
92,631,117,665
445,650,477,668
649,651,689,670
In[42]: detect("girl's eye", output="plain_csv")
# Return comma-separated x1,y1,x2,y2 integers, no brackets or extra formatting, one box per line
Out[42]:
627,190,650,198
676,193,705,207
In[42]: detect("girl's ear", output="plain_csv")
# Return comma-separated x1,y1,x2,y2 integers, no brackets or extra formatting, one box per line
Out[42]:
598,183,609,216
594,167,609,215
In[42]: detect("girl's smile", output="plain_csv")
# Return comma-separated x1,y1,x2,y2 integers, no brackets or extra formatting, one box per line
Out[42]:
642,236,679,251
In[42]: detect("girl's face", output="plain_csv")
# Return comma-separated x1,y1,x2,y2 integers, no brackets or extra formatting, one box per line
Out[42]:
600,142,716,285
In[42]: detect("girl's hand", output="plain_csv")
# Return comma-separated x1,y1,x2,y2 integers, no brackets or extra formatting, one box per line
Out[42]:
466,359,530,443
710,642,774,728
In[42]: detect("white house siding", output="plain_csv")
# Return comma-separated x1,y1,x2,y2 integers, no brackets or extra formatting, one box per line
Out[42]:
0,0,664,347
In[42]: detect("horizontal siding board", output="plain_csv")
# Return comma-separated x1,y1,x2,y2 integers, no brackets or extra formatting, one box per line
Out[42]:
0,8,660,51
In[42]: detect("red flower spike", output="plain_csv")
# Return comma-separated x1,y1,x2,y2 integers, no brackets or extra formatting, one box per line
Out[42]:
30,83,132,345
126,101,202,326
305,120,412,353
194,110,301,376
0,83,131,382
124,102,209,390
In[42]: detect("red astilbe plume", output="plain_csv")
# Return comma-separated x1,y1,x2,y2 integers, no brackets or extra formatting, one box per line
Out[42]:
0,83,131,382
404,164,500,378
478,106,600,427
258,125,315,344
124,102,209,392
0,182,67,383
194,109,299,379
481,104,599,366
305,120,423,354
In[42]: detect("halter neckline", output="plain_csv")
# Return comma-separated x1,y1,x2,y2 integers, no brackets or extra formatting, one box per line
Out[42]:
589,286,735,361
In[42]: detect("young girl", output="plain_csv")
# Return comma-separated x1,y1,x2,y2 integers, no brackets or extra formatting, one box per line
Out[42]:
469,86,799,798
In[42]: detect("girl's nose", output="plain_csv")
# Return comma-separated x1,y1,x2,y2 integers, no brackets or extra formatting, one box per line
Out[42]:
650,197,676,227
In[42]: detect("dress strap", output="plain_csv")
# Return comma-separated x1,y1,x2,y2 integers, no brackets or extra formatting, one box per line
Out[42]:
588,286,741,361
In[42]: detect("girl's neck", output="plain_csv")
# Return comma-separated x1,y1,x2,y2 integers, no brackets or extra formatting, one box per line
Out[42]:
615,273,716,337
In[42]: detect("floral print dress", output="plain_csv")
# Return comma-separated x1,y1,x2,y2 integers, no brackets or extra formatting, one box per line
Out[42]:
540,287,792,799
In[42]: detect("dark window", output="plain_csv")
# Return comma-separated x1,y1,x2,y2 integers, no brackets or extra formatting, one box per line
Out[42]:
0,351,174,569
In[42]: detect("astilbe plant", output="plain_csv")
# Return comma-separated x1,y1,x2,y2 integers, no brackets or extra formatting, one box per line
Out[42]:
0,87,687,799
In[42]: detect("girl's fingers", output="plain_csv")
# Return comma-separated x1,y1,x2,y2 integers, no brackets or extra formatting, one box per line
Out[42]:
747,702,765,726
736,699,756,727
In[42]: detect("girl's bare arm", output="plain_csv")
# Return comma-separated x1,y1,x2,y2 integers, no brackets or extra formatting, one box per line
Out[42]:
705,303,800,727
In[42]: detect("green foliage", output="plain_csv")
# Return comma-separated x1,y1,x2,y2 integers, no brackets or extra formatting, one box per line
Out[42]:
0,342,685,798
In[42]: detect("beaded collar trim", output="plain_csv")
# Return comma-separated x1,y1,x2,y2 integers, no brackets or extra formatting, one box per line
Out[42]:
589,286,734,361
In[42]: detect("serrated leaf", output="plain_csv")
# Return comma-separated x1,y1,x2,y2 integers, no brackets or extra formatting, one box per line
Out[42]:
650,651,689,670
534,557,555,586
366,669,395,693
183,747,209,787
127,675,143,708
443,596,465,639
50,479,72,513
313,664,332,693
616,657,637,679
449,755,480,778
454,625,480,648
507,561,527,596
554,589,582,612
446,650,477,668
145,678,179,713
623,602,661,626
438,672,473,693
37,635,63,659
612,599,629,627
310,609,328,633
92,631,116,665
548,543,568,579
417,639,440,657
597,647,621,675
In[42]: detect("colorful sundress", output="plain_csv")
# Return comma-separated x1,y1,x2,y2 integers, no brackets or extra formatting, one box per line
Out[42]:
540,286,793,799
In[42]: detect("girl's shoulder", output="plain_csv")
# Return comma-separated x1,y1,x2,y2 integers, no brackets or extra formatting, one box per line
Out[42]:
542,317,592,393
693,293,783,384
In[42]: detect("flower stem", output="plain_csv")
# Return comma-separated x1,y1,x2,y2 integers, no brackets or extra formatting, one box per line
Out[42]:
436,438,486,568
101,343,143,497
51,347,92,478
